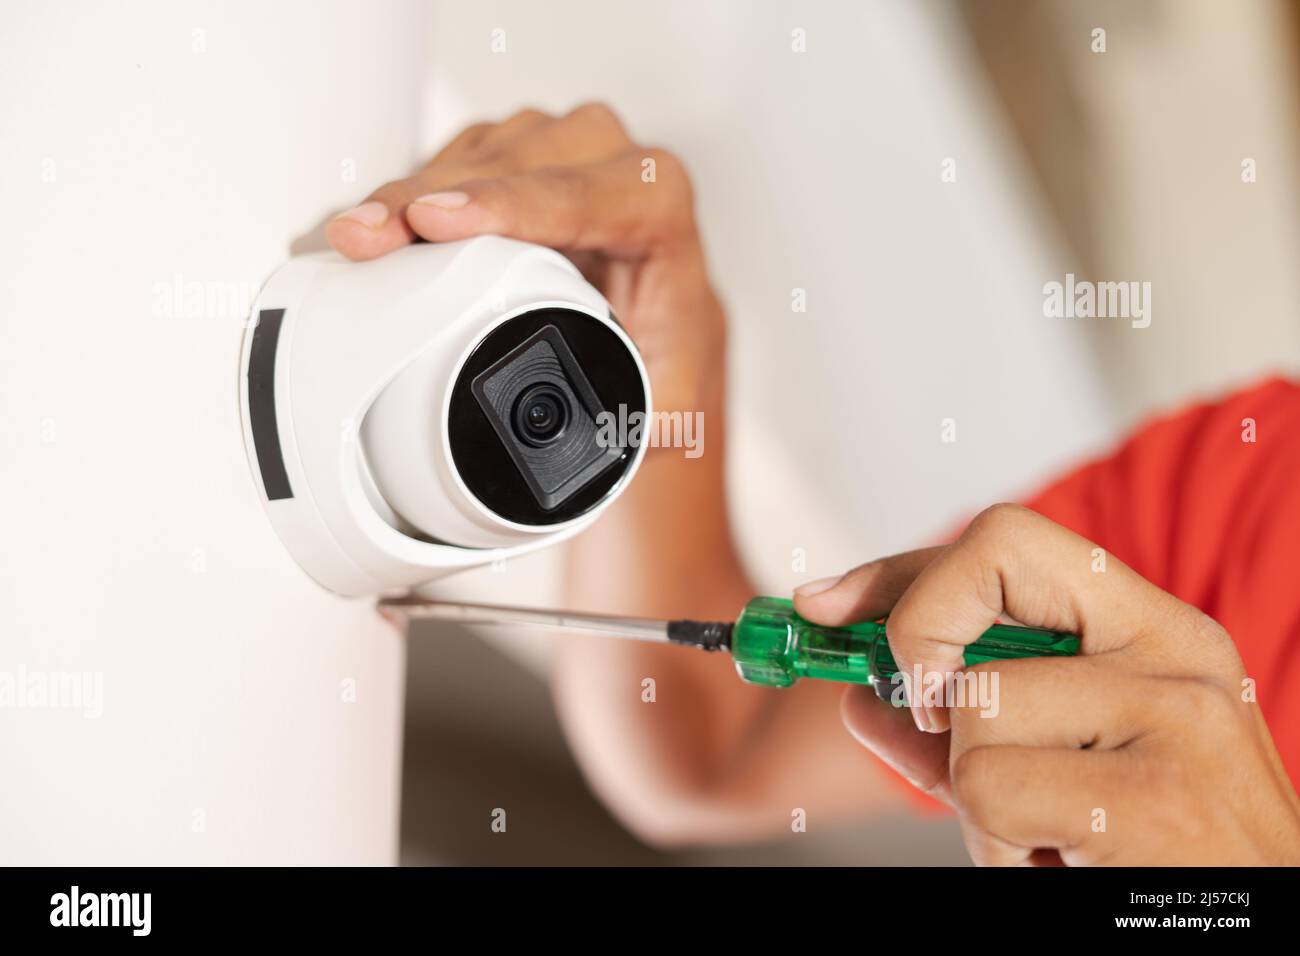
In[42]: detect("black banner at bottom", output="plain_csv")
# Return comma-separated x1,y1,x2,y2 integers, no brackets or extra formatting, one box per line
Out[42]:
0,866,1283,942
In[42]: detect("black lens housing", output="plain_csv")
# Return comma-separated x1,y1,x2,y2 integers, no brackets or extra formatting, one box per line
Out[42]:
449,311,645,523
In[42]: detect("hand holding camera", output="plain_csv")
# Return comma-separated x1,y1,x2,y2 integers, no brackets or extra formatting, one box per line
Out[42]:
326,102,726,421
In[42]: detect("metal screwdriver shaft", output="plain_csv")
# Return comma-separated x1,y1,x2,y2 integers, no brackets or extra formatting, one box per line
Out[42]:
377,597,678,644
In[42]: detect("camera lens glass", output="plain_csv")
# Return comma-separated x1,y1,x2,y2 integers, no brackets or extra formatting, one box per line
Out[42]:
512,383,570,446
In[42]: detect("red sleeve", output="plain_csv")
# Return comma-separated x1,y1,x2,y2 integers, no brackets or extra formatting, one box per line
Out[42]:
1024,376,1300,788
891,376,1300,812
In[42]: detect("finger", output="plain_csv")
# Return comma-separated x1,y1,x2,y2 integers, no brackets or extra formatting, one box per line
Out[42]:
326,179,423,262
946,656,1147,755
428,121,495,163
952,745,1127,865
957,816,1045,867
477,102,631,168
955,815,1070,867
329,104,635,262
404,148,696,258
887,503,1175,733
328,153,530,261
793,547,944,626
943,660,1153,813
325,111,555,262
839,685,953,806
471,107,551,152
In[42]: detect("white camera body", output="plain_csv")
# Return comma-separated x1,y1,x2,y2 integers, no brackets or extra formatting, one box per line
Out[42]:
238,236,652,596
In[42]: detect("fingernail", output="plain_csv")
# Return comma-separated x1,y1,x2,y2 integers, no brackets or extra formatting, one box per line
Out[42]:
911,705,934,733
333,200,389,228
414,190,471,209
794,574,842,598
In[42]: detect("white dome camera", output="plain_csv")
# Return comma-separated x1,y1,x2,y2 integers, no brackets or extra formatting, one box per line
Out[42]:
238,236,652,596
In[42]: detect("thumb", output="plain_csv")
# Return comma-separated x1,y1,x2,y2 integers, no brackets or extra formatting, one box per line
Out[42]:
403,151,694,258
793,547,944,626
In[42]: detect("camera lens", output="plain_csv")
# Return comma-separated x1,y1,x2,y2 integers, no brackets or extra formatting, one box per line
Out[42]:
512,384,570,446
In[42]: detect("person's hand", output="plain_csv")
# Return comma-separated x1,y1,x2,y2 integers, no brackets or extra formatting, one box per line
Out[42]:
794,503,1300,865
326,103,724,417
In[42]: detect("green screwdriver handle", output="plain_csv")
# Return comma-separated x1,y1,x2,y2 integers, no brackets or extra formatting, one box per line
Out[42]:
729,596,1080,693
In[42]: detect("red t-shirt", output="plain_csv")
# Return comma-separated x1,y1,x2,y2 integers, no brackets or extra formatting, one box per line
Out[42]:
1023,376,1300,787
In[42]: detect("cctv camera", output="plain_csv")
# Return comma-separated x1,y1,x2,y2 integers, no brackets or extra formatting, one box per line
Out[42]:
238,236,652,596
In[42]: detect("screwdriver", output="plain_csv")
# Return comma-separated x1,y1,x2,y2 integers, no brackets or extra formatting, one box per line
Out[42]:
378,595,1080,696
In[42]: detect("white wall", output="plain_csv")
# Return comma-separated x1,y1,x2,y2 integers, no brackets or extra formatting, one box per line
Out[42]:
1046,0,1300,417
0,0,422,863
